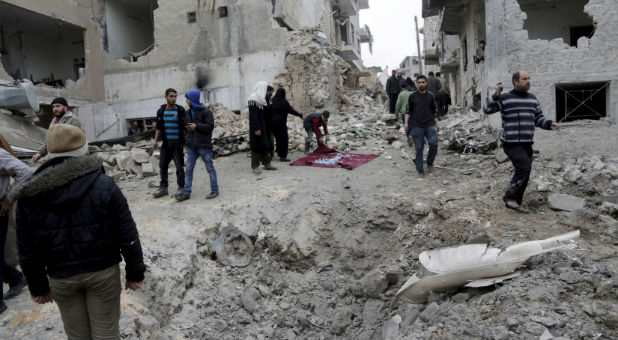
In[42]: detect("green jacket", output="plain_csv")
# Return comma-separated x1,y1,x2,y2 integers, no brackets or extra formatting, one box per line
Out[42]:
395,89,414,115
39,112,84,157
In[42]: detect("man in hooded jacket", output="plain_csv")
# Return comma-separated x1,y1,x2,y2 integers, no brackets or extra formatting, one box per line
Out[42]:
175,89,219,201
11,124,145,340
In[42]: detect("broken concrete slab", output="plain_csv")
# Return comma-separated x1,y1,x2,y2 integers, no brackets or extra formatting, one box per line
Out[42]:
548,193,585,212
131,148,150,163
141,163,156,177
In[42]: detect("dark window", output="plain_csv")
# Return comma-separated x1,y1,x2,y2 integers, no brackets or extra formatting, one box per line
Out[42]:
218,6,228,18
187,11,196,23
555,82,608,122
570,25,594,46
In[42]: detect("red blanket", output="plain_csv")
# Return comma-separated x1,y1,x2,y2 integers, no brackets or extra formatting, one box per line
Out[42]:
290,145,379,170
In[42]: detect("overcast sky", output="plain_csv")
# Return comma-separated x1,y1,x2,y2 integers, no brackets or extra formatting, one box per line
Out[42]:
359,0,424,72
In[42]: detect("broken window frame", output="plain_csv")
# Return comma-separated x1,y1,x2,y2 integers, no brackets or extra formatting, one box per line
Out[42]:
555,81,609,123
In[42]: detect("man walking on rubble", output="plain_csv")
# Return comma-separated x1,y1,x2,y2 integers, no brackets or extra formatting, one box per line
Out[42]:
175,89,219,201
427,71,442,97
303,111,330,154
405,75,440,177
484,70,560,213
153,88,187,198
32,97,83,163
386,70,401,114
11,124,146,339
395,77,416,147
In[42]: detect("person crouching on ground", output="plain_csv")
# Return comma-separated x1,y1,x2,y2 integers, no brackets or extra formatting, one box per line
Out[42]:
0,134,30,314
248,81,277,174
303,111,330,154
10,124,146,340
175,89,219,201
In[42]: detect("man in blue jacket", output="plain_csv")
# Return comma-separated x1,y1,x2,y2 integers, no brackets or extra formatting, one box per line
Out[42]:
175,89,219,201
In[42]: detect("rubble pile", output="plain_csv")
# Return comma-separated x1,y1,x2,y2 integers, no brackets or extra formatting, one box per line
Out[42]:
273,28,351,115
440,110,499,154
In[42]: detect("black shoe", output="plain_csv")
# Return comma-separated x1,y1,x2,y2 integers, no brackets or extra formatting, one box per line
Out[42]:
279,158,291,162
175,193,190,202
206,192,219,199
505,200,529,214
426,165,434,174
153,187,168,198
0,301,6,314
418,171,425,178
4,277,27,300
175,187,184,196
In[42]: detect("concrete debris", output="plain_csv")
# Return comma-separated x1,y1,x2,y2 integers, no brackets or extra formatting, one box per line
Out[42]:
548,193,585,212
393,231,580,305
441,111,499,154
211,226,254,268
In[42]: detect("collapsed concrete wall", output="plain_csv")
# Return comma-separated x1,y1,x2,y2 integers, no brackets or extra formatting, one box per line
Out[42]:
273,29,350,115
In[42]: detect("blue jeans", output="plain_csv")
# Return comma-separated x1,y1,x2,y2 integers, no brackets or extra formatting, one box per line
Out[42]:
184,147,218,196
412,125,438,173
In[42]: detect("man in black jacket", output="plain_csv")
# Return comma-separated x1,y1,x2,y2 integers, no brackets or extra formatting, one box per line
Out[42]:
10,124,145,340
153,88,186,198
175,89,219,201
385,70,401,113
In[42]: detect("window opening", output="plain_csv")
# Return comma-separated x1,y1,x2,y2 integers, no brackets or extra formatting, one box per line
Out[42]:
555,82,608,122
105,0,158,61
187,11,196,23
218,6,228,18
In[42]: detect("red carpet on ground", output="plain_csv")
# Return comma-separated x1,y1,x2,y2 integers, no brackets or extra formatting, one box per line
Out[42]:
290,145,379,170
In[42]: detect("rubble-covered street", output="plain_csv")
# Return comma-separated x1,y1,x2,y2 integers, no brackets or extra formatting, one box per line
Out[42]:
2,99,617,339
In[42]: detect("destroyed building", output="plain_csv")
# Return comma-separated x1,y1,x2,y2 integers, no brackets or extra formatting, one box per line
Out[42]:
0,0,372,142
421,0,617,125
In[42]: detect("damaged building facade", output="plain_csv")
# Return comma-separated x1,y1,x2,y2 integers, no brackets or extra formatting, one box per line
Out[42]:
421,0,617,125
0,0,371,141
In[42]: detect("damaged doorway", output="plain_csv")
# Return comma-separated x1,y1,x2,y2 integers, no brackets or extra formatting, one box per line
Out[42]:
555,82,608,122
105,0,158,61
516,0,595,46
0,2,86,86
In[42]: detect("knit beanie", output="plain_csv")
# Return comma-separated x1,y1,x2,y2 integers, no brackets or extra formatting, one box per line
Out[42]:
46,124,88,158
51,97,69,107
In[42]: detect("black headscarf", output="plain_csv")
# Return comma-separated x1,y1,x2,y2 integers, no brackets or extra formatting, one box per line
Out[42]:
271,88,288,109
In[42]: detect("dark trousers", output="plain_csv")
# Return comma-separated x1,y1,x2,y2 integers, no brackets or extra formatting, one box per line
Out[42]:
388,93,399,113
436,94,445,117
1,215,23,302
503,142,533,205
159,142,185,188
251,150,272,169
271,121,289,159
411,125,438,173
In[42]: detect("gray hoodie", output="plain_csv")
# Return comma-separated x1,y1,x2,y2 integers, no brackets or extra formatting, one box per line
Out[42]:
0,148,32,202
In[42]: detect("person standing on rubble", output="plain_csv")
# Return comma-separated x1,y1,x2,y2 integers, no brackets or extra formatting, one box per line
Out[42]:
153,88,187,198
386,70,401,114
395,78,416,147
270,88,303,162
405,75,440,177
248,82,277,174
484,70,560,213
427,71,442,97
10,124,146,339
175,89,219,201
0,134,30,314
32,97,83,163
303,111,330,154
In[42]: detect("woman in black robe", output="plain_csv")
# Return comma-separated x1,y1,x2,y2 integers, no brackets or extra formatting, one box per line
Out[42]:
269,88,303,162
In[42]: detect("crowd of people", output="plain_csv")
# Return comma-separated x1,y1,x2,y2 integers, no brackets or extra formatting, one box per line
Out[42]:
0,65,559,338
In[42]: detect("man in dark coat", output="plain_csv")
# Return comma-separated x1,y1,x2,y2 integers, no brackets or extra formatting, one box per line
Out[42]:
175,89,219,201
153,88,186,198
269,88,303,162
10,124,145,340
385,70,401,114
248,81,277,174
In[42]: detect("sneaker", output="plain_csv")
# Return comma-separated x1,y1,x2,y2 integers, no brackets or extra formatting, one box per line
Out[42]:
505,200,529,214
153,187,168,198
175,193,190,202
206,192,219,199
4,277,27,300
263,164,277,171
418,171,425,178
252,167,262,174
279,158,291,162
407,136,413,147
0,301,6,314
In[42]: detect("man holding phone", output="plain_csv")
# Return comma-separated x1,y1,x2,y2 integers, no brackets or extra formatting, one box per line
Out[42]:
175,89,219,201
484,70,560,213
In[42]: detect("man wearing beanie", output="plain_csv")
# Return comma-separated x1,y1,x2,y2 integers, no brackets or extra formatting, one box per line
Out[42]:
32,97,83,163
10,124,146,339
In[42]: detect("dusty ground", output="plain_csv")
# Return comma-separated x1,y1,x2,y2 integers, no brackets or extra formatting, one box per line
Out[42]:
1,108,617,340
